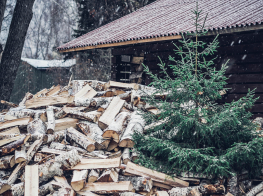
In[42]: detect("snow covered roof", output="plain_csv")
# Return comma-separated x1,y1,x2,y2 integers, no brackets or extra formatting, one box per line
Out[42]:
57,0,263,52
21,58,76,69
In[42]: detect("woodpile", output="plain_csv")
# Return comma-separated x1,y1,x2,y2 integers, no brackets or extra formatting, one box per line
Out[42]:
0,80,259,196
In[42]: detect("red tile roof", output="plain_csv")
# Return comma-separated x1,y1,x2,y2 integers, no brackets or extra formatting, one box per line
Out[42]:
58,0,263,52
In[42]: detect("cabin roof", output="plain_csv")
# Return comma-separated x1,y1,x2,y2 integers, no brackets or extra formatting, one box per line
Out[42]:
58,0,263,53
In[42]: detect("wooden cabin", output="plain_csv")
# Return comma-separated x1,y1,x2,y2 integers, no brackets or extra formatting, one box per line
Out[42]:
58,0,263,117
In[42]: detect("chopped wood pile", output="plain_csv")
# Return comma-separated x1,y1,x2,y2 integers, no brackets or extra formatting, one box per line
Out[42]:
0,80,262,196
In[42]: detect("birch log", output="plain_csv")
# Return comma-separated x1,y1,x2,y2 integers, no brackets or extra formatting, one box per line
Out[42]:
15,147,27,163
88,169,100,183
44,130,65,143
97,168,118,182
246,182,263,196
90,97,113,108
103,112,130,142
0,135,25,147
0,155,15,169
39,150,80,183
98,96,125,130
67,127,95,152
19,92,33,107
120,193,144,196
1,135,29,155
49,142,87,154
4,114,17,121
0,126,20,135
71,170,88,191
64,108,100,122
39,181,54,196
46,106,55,134
119,175,153,193
122,148,131,165
0,180,11,194
27,117,46,134
3,182,24,196
119,112,145,148
107,140,118,151
77,121,109,150
0,117,31,131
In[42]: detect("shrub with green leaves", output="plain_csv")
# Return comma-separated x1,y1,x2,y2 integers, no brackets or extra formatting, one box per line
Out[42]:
133,3,262,179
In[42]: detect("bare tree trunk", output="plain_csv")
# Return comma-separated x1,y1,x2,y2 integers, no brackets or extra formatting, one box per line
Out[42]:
0,0,35,109
0,0,7,32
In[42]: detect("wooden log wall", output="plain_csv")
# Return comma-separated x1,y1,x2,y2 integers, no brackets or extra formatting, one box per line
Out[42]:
111,29,263,118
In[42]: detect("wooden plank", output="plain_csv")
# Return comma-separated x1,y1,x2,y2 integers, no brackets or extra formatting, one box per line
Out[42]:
226,74,263,83
218,94,263,103
226,84,263,93
224,63,263,74
0,117,30,131
126,162,189,187
24,165,38,196
98,96,125,130
105,81,139,90
0,135,25,147
54,117,78,132
77,181,134,194
70,157,121,170
25,96,71,109
46,85,61,97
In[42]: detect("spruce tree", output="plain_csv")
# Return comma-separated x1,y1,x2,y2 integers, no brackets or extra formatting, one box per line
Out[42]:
133,3,263,179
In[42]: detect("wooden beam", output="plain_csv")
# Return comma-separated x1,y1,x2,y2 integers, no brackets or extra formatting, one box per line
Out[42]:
59,35,182,53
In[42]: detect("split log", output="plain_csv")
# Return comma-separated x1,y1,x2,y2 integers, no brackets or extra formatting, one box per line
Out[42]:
19,92,33,107
25,165,39,196
41,148,66,155
119,175,153,193
54,118,78,132
97,168,118,182
119,112,145,148
1,100,18,108
8,139,43,185
152,182,172,190
2,182,24,196
0,155,15,169
0,180,11,194
189,188,202,196
1,135,30,155
34,88,48,98
70,157,121,170
107,140,118,151
77,121,109,150
39,181,54,196
105,81,139,90
122,148,131,165
98,96,125,130
25,95,71,109
199,184,225,194
0,117,31,131
86,80,106,91
4,114,17,121
108,150,122,159
71,170,88,191
15,147,27,163
74,83,97,100
88,169,100,183
53,176,72,190
0,126,20,135
67,127,95,152
119,91,132,102
77,181,134,194
46,106,55,134
126,162,189,187
120,193,143,196
156,191,169,196
27,117,46,134
103,112,130,142
46,85,61,97
246,182,263,196
0,135,25,147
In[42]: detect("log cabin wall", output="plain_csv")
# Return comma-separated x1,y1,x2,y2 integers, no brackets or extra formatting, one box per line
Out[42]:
111,29,263,118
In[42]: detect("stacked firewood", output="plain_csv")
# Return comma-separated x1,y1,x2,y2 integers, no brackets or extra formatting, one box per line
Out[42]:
0,80,262,196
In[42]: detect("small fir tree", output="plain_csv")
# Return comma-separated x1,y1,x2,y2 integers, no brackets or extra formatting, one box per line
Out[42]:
133,3,263,179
